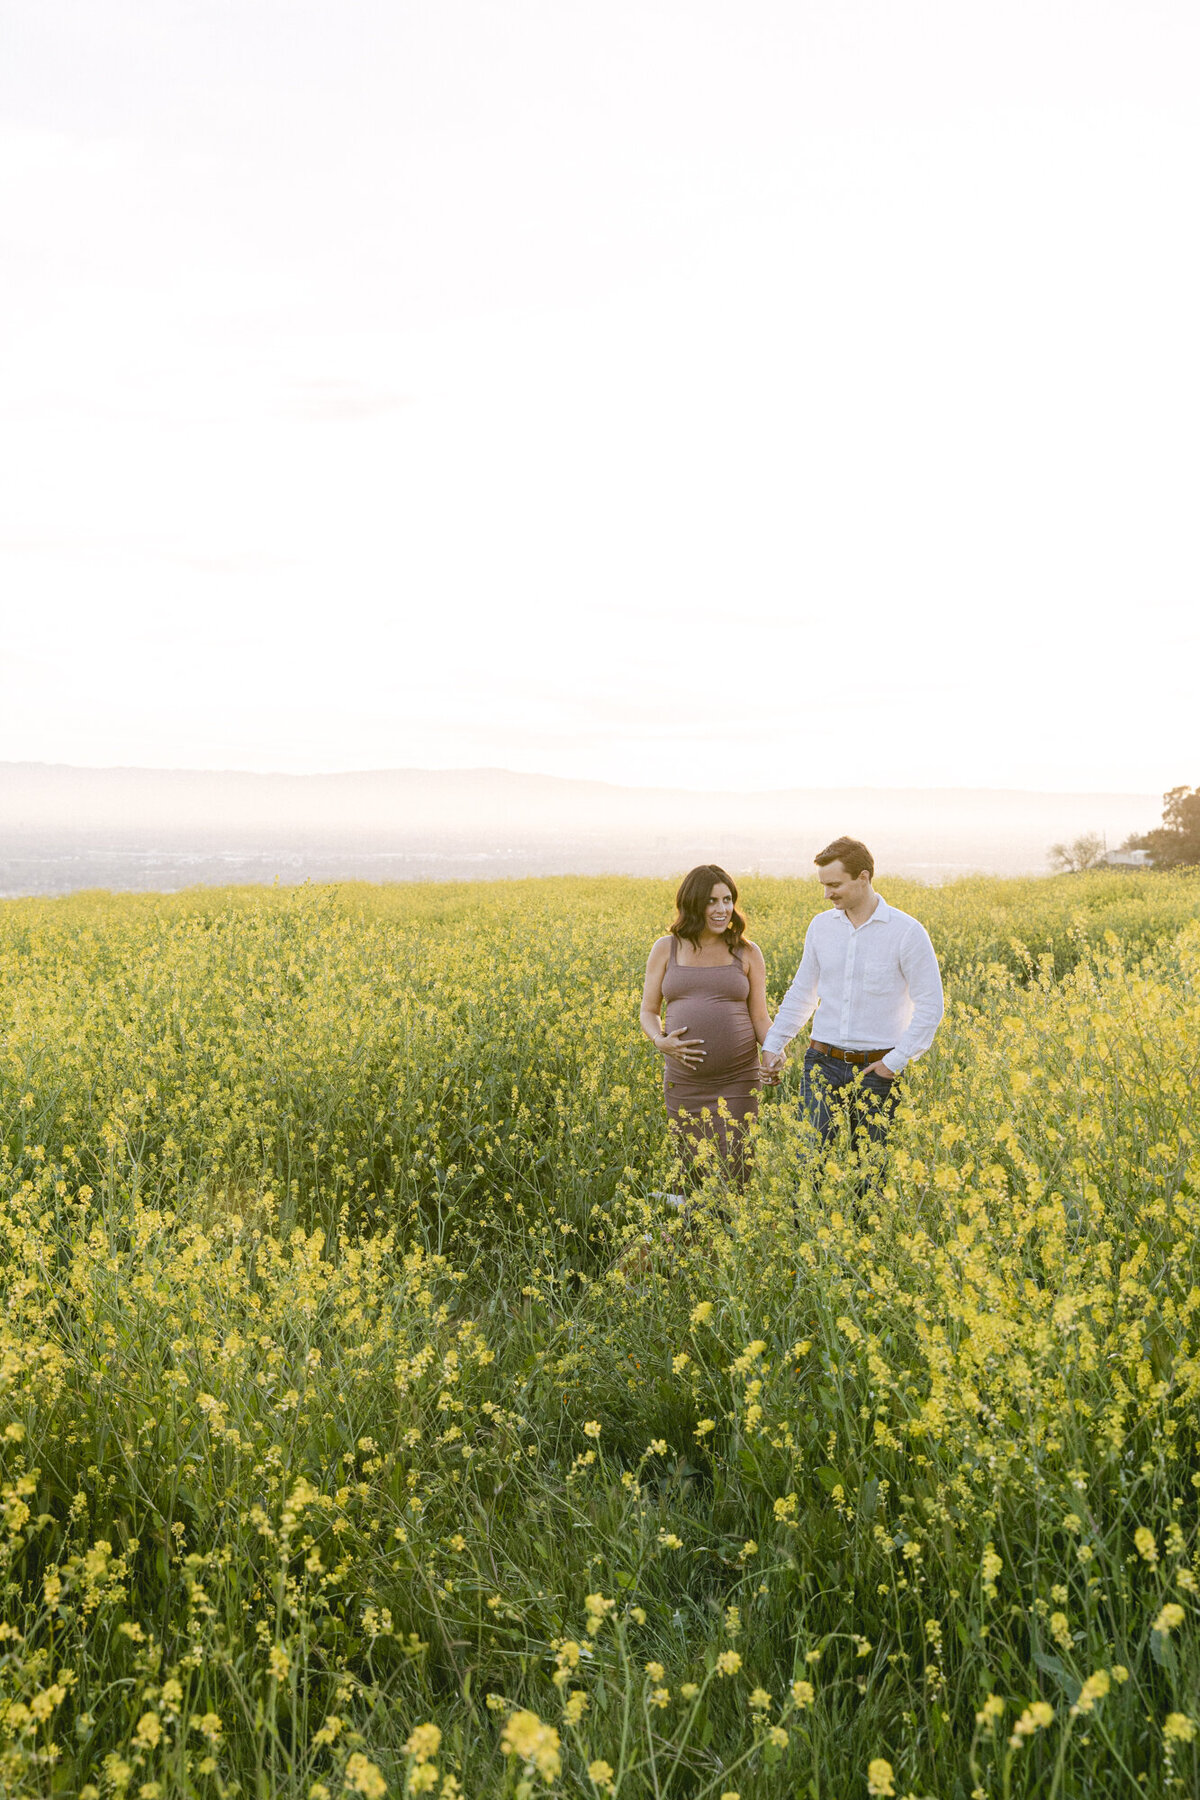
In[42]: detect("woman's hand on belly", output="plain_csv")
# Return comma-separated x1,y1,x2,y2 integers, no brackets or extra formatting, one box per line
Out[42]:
657,1025,705,1069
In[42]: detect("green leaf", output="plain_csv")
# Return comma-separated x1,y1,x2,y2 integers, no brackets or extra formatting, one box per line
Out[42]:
1031,1650,1072,1693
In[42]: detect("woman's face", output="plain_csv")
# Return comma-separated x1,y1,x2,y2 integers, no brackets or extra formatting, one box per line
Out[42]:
705,884,734,935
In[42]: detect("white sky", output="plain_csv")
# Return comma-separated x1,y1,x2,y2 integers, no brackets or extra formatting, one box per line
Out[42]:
1,0,1196,793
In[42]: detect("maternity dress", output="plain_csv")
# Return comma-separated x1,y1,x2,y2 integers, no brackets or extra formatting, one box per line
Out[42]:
661,935,760,1180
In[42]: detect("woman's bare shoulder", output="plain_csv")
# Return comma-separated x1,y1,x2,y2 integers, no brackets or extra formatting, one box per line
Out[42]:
647,934,674,960
740,938,766,962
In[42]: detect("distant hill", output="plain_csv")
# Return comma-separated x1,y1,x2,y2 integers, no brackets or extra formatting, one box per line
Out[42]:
0,762,1159,895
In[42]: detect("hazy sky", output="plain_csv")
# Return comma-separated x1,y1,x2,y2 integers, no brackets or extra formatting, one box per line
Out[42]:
2,0,1196,793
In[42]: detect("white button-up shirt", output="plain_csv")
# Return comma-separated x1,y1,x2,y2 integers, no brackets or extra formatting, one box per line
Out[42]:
762,895,944,1075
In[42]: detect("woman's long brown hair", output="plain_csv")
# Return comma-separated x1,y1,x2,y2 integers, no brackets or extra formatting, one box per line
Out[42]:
670,864,747,953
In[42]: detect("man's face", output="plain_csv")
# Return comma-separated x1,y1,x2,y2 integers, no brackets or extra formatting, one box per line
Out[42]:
818,859,871,909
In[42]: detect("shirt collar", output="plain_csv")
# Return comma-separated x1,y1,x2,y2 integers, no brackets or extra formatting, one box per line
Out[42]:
833,894,891,928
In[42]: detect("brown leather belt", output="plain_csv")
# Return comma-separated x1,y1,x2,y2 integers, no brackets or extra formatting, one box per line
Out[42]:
809,1040,893,1067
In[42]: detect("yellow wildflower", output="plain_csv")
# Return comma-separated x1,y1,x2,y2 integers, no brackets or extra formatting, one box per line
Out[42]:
404,1723,441,1762
500,1710,561,1782
980,1543,1002,1599
29,1685,67,1723
1008,1701,1054,1750
343,1754,387,1799
133,1712,162,1749
1134,1527,1158,1565
562,1691,588,1726
1072,1671,1110,1716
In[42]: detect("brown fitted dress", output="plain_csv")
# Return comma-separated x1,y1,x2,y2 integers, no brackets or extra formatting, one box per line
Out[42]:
661,934,761,1175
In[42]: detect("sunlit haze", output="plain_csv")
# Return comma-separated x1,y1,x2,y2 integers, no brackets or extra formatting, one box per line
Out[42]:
2,1,1197,793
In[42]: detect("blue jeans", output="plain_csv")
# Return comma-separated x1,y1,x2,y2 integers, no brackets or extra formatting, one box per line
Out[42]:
799,1046,900,1151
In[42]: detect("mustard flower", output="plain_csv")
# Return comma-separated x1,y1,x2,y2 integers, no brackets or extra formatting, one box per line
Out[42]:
133,1712,162,1749
500,1710,561,1783
1135,1527,1158,1565
1071,1671,1110,1716
343,1755,388,1799
404,1723,441,1762
1008,1701,1054,1750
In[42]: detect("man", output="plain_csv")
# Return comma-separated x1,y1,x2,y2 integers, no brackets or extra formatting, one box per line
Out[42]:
761,836,944,1153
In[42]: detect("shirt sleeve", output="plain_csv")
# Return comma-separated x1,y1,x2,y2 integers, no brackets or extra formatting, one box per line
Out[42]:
762,922,821,1055
882,923,944,1074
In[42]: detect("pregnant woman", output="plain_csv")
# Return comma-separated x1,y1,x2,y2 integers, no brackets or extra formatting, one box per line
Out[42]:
639,864,773,1187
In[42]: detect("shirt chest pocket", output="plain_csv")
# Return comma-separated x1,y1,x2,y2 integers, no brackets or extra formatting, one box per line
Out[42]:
860,952,894,995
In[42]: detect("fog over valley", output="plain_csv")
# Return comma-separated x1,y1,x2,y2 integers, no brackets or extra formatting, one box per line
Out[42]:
0,764,1159,895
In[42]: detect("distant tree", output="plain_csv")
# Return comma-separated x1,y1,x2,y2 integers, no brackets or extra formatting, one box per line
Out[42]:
1126,786,1200,868
1047,833,1107,874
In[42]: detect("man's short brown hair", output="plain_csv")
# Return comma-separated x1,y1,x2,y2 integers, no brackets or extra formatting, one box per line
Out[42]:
814,836,874,880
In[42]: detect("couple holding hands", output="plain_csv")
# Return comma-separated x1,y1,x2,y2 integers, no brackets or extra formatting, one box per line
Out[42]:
639,836,945,1183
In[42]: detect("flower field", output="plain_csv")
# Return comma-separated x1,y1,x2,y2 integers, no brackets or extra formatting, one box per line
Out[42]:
1,869,1199,1799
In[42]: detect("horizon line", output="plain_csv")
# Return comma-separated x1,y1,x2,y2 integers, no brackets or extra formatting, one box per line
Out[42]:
1,759,1166,802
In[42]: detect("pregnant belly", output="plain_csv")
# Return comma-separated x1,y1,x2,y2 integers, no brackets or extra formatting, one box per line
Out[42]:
664,996,758,1082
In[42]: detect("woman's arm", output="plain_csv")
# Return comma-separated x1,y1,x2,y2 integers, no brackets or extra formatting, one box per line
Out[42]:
743,941,773,1045
640,937,705,1068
